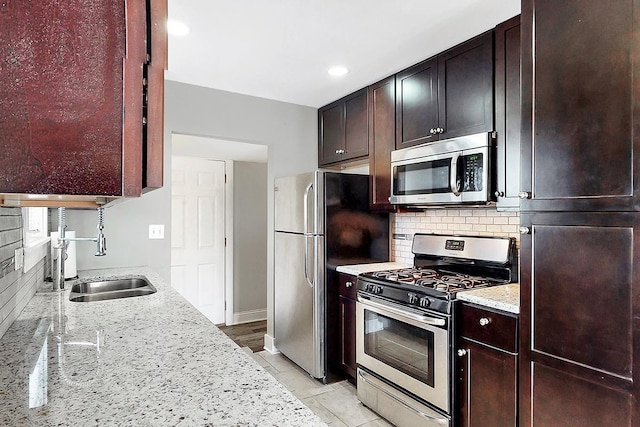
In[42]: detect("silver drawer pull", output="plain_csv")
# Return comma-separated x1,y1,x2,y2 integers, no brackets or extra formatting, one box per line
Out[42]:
479,317,491,326
345,281,353,288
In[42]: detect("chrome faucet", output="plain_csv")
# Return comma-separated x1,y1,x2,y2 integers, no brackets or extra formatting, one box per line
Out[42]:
52,207,107,291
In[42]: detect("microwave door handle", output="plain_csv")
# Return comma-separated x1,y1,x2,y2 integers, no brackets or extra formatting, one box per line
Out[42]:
450,153,461,196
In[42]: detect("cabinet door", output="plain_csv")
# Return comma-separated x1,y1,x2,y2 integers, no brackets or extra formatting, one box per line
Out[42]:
395,57,439,149
438,31,494,140
521,0,640,212
318,102,345,166
494,16,521,210
318,89,368,166
519,212,638,426
338,295,357,378
344,89,369,161
368,76,396,211
458,338,517,427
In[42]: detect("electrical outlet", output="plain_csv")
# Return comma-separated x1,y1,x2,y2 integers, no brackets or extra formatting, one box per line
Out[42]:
149,224,165,240
14,248,24,271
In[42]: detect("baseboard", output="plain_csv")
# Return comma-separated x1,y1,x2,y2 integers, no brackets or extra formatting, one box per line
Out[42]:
263,333,279,354
231,308,267,325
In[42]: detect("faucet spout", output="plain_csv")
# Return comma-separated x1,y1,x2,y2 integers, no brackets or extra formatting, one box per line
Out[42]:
52,207,107,291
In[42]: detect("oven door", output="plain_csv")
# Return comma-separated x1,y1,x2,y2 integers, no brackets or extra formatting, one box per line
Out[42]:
356,294,450,413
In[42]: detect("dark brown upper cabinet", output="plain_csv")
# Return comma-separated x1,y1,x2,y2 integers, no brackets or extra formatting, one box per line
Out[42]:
318,89,369,167
396,31,494,149
368,76,396,211
0,0,166,208
494,16,521,210
520,0,638,212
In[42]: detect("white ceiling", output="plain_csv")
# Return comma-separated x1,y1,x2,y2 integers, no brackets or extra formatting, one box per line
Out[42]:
165,1,521,108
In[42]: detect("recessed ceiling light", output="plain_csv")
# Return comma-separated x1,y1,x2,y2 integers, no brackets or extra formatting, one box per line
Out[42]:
328,66,349,76
167,19,190,37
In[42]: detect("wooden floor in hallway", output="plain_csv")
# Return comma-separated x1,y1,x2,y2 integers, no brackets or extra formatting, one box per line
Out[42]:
217,320,267,353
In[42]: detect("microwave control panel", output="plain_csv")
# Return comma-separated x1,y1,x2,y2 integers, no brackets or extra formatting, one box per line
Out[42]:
461,154,483,192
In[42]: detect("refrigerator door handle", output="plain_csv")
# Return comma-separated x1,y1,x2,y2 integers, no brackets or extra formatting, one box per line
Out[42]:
303,182,314,288
303,182,313,235
303,236,314,288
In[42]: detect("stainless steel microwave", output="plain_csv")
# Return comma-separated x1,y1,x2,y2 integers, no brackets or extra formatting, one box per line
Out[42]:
389,132,494,206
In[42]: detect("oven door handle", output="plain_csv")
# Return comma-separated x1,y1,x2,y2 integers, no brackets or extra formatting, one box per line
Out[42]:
357,295,446,326
357,369,449,425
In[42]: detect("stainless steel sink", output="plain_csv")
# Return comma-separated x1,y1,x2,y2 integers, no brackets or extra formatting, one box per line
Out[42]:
69,277,157,302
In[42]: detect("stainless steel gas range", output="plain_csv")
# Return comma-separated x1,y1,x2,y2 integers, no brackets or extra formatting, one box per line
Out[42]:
355,233,518,427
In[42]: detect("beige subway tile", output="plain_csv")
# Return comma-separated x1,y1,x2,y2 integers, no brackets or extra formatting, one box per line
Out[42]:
453,217,466,224
486,224,502,233
472,210,488,217
458,224,473,231
447,210,460,216
472,224,487,232
478,217,494,225
493,217,509,225
509,217,520,225
465,216,479,224
501,224,519,233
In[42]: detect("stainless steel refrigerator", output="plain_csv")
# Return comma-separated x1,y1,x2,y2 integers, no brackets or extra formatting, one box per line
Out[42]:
274,171,389,381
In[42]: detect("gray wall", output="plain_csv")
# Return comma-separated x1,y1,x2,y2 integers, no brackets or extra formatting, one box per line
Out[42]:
66,81,317,334
233,161,268,313
0,208,47,339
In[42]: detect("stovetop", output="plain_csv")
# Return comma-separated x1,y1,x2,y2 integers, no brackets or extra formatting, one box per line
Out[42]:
356,234,518,314
357,266,510,314
367,267,507,293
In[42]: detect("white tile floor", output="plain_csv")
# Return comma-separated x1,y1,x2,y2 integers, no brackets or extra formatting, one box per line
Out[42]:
247,349,393,427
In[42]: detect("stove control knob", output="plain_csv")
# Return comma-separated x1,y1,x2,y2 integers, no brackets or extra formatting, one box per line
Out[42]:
407,293,418,304
419,297,431,308
365,284,373,292
375,285,384,295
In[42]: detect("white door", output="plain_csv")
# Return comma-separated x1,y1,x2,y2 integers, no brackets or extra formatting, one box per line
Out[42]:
171,156,226,324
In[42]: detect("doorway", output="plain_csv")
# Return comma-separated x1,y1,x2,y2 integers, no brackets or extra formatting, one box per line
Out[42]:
171,156,226,324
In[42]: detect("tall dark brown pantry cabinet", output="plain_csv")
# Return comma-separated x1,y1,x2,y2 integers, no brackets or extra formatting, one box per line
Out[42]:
520,0,640,425
0,0,166,206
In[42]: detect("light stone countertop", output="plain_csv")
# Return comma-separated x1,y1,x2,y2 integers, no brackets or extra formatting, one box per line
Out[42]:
335,262,411,276
0,267,326,427
456,283,520,314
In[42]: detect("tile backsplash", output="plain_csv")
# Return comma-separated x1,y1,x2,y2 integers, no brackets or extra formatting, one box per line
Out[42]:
0,208,47,340
391,208,520,265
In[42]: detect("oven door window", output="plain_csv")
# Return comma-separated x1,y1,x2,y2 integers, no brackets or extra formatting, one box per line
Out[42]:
393,158,451,195
362,308,435,387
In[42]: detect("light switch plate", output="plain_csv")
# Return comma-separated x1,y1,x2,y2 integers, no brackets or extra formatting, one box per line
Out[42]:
149,224,165,240
14,248,24,271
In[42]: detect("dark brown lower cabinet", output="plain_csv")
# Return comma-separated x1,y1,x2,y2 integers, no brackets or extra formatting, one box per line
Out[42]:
327,271,357,381
519,212,639,426
338,295,356,378
458,303,518,427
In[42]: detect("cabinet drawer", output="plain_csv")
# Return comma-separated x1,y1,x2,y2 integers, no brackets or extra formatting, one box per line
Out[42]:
338,273,357,300
459,304,517,353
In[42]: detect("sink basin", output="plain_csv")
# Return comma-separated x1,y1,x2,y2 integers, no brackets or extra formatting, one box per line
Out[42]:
69,277,157,302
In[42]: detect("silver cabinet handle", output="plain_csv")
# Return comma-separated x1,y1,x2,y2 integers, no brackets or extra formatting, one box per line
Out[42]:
495,190,505,197
345,281,353,288
457,349,467,357
519,191,531,199
436,127,445,134
519,226,531,235
429,128,437,135
479,317,491,326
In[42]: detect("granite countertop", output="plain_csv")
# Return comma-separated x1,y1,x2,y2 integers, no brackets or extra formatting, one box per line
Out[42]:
456,283,520,314
0,267,326,427
335,262,411,276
